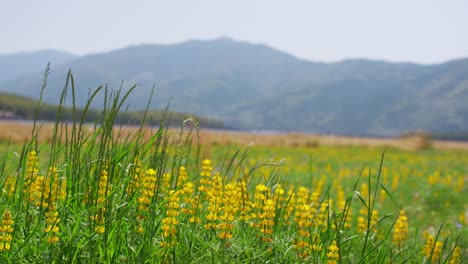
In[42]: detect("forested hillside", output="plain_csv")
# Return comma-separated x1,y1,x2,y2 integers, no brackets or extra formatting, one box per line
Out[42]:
0,92,224,129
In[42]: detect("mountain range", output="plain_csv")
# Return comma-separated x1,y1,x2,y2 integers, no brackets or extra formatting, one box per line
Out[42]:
0,50,77,82
1,37,467,136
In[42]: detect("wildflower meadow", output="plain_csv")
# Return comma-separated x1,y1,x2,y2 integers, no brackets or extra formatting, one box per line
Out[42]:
0,76,465,263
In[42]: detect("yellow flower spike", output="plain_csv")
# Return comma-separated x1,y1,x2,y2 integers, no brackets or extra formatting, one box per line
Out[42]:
176,166,188,187
449,245,461,264
136,168,157,224
199,159,213,193
44,203,61,243
423,234,443,263
0,209,15,251
393,210,409,248
160,190,181,245
326,240,340,264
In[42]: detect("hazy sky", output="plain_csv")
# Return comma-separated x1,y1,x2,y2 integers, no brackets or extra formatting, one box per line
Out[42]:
1,0,467,64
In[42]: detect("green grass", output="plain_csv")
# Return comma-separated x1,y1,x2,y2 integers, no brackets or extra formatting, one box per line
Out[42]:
0,73,465,263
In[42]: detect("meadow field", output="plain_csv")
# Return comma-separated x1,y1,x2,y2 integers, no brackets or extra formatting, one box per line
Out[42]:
0,88,466,263
0,118,465,263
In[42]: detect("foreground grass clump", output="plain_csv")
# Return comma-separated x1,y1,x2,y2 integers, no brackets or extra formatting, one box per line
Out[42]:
0,73,465,263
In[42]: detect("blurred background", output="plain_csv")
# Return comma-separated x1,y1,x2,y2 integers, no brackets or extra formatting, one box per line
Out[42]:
1,0,467,139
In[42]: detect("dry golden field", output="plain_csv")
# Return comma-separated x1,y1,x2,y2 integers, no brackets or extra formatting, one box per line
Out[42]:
1,120,467,151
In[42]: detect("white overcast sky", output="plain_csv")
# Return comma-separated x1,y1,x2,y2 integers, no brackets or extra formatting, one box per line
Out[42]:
1,0,467,64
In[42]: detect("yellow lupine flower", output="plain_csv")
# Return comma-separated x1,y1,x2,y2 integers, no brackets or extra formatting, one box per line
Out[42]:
0,209,14,251
393,210,409,247
326,240,340,264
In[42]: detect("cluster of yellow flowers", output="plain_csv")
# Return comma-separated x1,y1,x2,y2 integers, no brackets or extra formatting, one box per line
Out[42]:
29,170,64,208
217,181,240,240
136,168,157,232
251,184,275,241
204,172,223,230
357,208,380,237
93,169,109,234
44,204,60,243
3,150,464,262
449,246,461,264
85,149,468,262
43,167,67,207
423,233,443,263
0,209,14,251
160,190,180,247
293,187,317,257
177,167,199,223
24,151,43,206
326,240,340,264
15,152,67,245
198,159,213,193
392,210,409,248
127,158,144,195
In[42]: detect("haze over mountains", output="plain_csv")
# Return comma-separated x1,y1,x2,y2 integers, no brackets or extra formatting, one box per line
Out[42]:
1,37,467,136
0,50,77,82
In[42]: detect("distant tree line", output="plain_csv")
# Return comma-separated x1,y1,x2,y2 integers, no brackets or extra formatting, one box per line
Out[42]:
0,92,224,129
